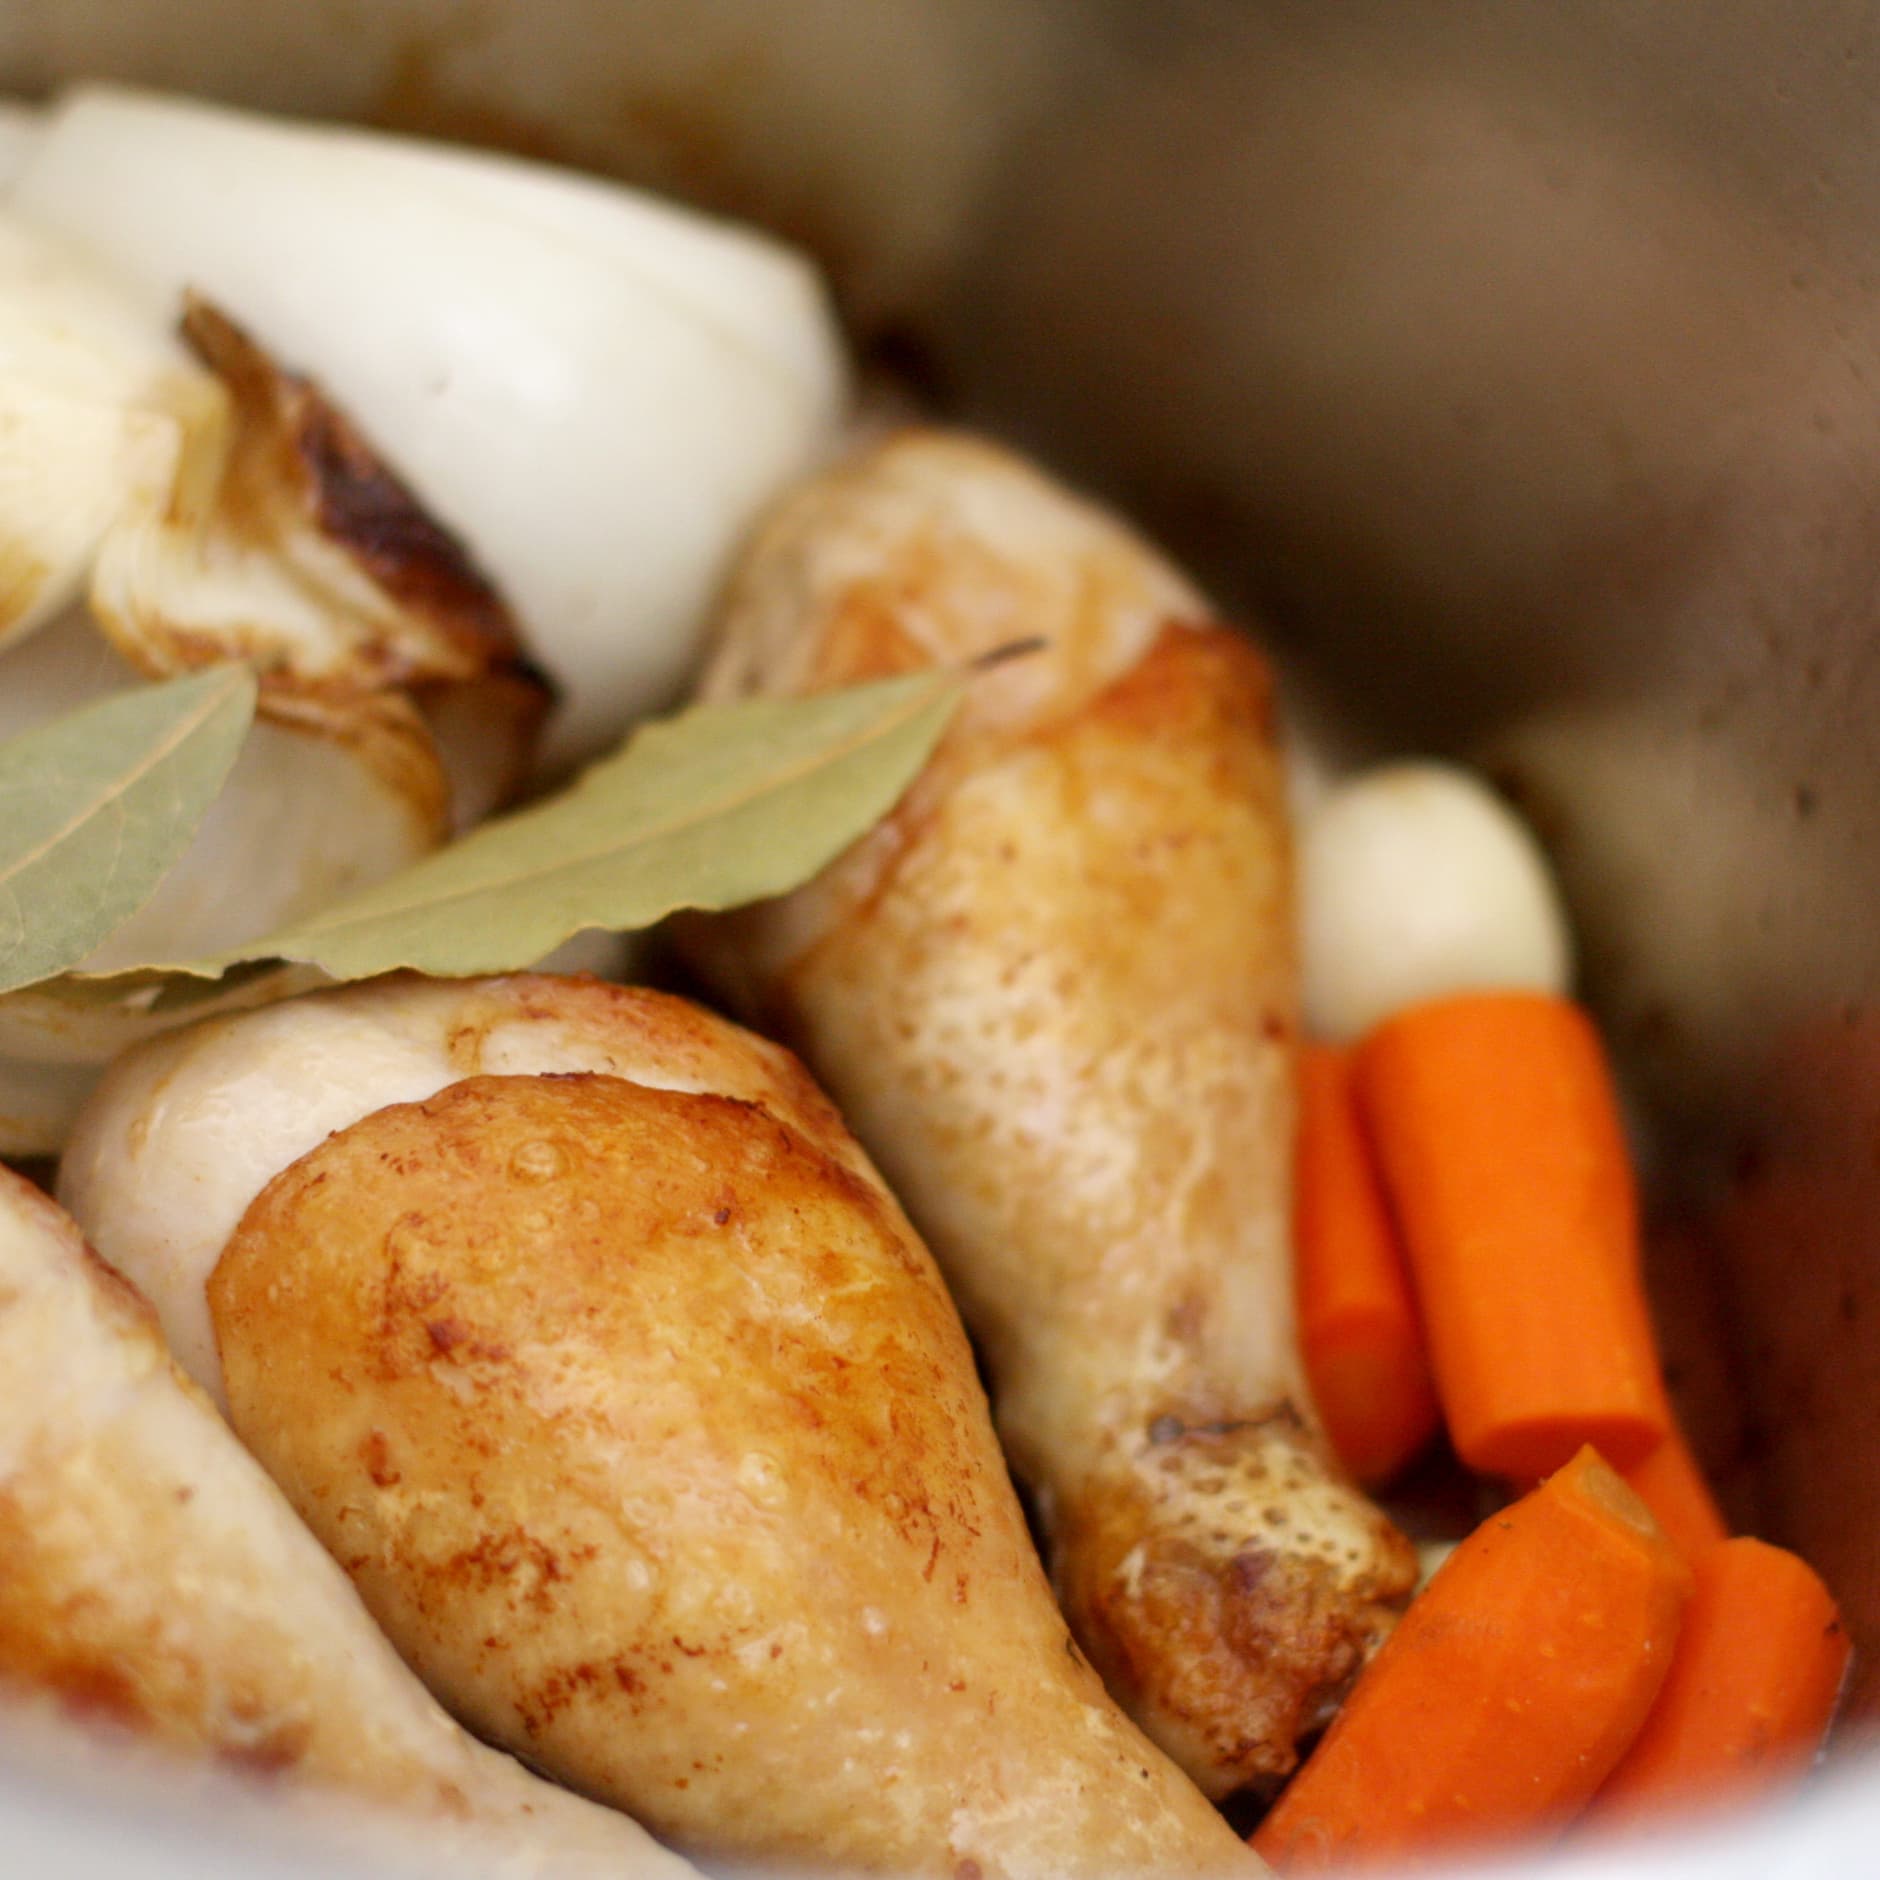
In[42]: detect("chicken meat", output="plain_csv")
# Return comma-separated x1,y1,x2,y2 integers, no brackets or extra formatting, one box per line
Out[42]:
59,973,1263,1879
682,430,1418,1795
0,1164,693,1878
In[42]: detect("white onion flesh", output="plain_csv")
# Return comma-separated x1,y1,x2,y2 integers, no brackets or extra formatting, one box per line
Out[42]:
1299,760,1574,1041
0,616,447,978
0,192,571,1157
14,85,851,769
81,706,446,974
0,609,448,1156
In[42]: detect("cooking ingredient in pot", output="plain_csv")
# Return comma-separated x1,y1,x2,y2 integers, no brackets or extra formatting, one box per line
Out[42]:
64,974,1262,1869
0,1164,696,1878
0,667,255,994
0,217,542,831
1253,1446,1691,1872
64,970,861,1413
1592,1536,1850,1826
87,290,542,827
1293,1043,1438,1486
1618,1420,1730,1565
680,428,1416,1797
0,212,546,1154
57,968,977,1404
0,614,451,982
141,668,960,991
1355,990,1673,1478
0,210,208,652
1300,761,1570,1042
65,973,858,1404
5,656,952,1163
8,658,955,1169
200,1055,1261,1878
9,83,850,771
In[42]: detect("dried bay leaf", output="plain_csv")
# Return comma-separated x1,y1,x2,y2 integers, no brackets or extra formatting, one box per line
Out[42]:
72,668,962,988
0,665,256,993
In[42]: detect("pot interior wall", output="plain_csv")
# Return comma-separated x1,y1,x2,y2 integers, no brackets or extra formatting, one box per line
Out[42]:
2,0,1876,1727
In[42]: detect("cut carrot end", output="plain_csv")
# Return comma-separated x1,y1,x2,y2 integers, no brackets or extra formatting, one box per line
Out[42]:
1572,1452,1663,1534
1620,1424,1729,1565
1254,1443,1690,1872
1466,1408,1668,1482
1354,993,1672,1486
1595,1537,1850,1828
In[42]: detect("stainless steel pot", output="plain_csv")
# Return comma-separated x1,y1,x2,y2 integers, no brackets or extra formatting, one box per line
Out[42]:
1,1,1874,1871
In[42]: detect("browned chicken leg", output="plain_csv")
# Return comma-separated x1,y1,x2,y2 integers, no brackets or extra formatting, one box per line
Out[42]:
61,976,1263,1879
684,430,1417,1795
0,1165,693,1878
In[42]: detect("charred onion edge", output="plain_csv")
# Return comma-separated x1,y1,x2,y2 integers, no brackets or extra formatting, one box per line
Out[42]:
179,294,552,702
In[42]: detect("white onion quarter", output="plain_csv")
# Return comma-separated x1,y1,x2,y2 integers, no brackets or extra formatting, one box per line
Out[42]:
12,85,850,770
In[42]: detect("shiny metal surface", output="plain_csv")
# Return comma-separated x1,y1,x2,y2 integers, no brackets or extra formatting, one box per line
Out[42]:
0,0,1874,1870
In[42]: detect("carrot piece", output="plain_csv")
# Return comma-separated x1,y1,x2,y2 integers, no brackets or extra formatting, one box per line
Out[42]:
1295,1044,1439,1484
1253,1447,1690,1872
1620,1422,1729,1565
1354,992,1673,1479
1594,1537,1850,1826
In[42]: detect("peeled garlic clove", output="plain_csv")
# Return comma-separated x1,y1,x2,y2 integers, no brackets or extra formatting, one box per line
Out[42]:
18,84,849,769
0,1166,695,1878
0,213,205,650
1299,761,1573,1041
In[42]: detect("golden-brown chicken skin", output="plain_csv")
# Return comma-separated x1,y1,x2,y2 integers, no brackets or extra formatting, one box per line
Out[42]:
685,430,1417,1795
0,1165,693,1879
208,1066,1260,1880
60,971,881,1407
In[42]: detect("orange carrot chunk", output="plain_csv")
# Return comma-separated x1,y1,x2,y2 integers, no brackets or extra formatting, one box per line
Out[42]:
1594,1537,1850,1826
1354,992,1673,1479
1254,1447,1690,1872
1295,1044,1440,1485
1620,1422,1729,1565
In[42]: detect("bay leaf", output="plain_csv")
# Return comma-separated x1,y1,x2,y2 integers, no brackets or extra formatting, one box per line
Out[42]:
0,664,257,994
71,668,961,989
